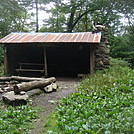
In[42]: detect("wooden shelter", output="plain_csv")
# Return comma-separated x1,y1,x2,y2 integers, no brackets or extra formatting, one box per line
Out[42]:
0,32,101,77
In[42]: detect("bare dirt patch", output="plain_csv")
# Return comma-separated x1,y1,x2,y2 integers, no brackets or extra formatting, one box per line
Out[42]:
28,77,80,134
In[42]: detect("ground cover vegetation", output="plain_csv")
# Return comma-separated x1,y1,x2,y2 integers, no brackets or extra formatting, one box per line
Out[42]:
44,59,134,133
0,103,37,134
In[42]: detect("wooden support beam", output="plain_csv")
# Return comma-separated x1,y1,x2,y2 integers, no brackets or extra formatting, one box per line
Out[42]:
89,46,95,74
44,47,48,77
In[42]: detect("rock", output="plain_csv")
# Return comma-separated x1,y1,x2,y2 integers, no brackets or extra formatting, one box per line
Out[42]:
44,83,58,93
52,83,58,91
44,84,53,93
27,89,43,97
20,91,26,95
2,91,29,106
48,100,56,104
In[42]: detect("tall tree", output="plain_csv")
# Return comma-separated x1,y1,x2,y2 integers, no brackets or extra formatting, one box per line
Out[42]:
40,0,66,32
35,0,39,32
40,0,133,33
0,0,30,37
0,0,50,36
21,0,50,32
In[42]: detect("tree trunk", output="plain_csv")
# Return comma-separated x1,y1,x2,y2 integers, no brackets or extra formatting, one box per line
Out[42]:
67,8,100,32
16,77,56,91
67,6,76,33
35,0,39,32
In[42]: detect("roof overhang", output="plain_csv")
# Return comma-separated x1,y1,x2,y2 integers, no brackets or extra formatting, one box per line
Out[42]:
0,32,101,44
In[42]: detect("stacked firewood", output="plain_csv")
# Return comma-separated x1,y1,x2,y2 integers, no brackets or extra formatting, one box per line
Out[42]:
0,76,58,105
0,76,57,93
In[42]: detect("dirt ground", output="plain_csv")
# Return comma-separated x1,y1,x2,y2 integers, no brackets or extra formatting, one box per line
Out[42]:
28,77,80,134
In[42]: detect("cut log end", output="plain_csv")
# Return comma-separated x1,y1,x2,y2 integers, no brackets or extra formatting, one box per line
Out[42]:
44,83,58,93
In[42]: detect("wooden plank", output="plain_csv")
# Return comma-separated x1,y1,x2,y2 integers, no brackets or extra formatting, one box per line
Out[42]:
44,47,48,77
19,63,44,66
15,69,45,72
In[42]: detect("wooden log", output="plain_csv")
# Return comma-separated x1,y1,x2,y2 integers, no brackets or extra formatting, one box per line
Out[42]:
16,77,56,91
44,83,58,93
0,77,12,81
0,76,54,82
11,76,54,82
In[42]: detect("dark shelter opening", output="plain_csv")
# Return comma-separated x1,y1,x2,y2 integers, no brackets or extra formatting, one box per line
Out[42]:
7,44,91,77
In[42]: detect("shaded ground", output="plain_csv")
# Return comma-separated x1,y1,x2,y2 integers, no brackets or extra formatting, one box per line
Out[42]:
28,77,80,134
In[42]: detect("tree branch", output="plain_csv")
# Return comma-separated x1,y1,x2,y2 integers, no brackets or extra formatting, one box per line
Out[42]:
72,8,101,30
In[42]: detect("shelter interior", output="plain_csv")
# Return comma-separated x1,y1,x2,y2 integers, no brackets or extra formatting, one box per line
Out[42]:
5,44,94,77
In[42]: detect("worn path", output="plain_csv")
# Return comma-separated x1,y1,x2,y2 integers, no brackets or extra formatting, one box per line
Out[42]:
28,77,80,134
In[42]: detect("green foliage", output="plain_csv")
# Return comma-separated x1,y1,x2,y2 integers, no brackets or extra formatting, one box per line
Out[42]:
0,0,33,38
56,59,134,133
40,13,66,32
110,58,130,67
40,0,134,33
43,112,63,134
110,26,134,67
0,104,37,134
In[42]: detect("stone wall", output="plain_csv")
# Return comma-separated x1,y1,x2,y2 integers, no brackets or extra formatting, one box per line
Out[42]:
94,29,110,70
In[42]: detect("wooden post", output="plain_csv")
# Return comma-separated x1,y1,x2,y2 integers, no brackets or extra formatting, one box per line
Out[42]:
4,46,8,75
44,47,48,77
89,46,94,74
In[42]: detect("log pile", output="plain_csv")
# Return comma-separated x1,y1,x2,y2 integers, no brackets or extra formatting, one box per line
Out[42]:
0,76,57,105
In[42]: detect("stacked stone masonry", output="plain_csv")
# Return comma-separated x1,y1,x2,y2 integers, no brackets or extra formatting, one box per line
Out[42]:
94,29,110,70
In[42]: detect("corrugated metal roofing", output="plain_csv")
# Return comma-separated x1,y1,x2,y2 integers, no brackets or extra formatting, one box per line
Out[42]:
0,32,101,44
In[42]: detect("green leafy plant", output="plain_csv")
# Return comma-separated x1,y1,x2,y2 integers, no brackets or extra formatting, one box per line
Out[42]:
0,104,37,134
110,58,131,67
56,59,134,133
43,112,63,134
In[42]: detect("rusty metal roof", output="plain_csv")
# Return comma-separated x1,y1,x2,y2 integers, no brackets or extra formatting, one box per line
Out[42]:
0,32,101,44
